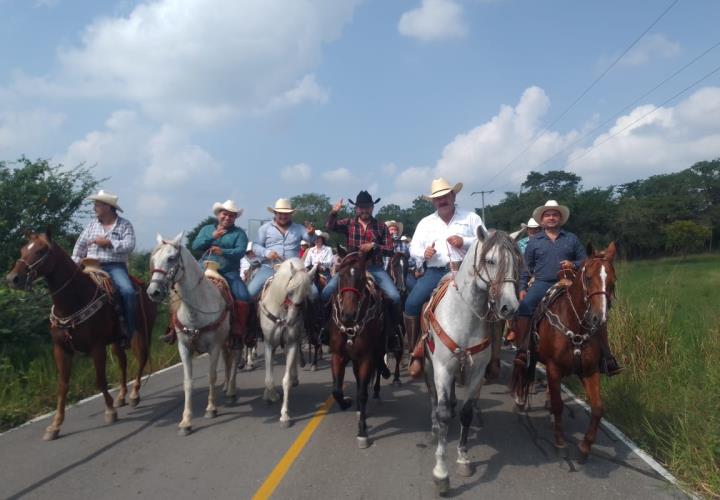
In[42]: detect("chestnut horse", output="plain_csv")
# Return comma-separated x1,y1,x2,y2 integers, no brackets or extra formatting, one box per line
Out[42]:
385,251,408,385
512,242,617,459
328,250,385,449
5,230,156,441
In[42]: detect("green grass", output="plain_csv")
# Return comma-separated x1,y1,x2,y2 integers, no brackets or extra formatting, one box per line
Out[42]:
579,253,720,497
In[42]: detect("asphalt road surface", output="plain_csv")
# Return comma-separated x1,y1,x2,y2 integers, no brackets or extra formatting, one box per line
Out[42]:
0,346,686,499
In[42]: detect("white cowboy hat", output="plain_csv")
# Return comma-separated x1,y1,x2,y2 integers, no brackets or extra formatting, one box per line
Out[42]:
88,190,123,212
423,178,463,200
267,198,295,214
532,200,570,225
400,235,408,242
246,241,254,252
212,200,243,216
521,217,540,229
300,240,309,246
385,220,404,235
314,230,328,241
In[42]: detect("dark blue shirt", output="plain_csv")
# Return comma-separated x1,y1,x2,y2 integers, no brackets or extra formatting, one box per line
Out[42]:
520,230,587,291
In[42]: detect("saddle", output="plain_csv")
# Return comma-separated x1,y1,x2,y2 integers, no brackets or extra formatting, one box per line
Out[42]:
529,266,576,339
80,258,144,299
202,261,234,307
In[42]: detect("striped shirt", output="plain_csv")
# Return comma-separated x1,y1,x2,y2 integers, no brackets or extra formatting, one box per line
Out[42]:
71,216,135,264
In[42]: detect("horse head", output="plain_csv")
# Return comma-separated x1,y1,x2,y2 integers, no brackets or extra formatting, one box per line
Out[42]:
473,227,521,320
147,232,185,302
335,251,369,325
581,241,617,330
6,228,57,291
389,252,408,295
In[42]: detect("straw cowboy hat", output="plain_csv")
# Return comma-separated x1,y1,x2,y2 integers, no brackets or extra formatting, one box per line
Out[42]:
246,241,254,253
423,178,463,201
212,200,243,216
532,200,570,225
88,190,123,212
348,190,381,207
267,198,296,214
314,230,328,242
385,220,404,235
521,217,540,229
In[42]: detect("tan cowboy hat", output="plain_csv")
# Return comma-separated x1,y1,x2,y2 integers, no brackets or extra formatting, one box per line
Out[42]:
532,200,570,225
246,241,254,252
88,190,123,212
423,178,463,200
212,200,243,216
520,217,540,229
385,220,404,235
267,198,296,214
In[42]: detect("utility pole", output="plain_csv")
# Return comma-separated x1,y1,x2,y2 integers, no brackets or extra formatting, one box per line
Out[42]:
471,190,494,224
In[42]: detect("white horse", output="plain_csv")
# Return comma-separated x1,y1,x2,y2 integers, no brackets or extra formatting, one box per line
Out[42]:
258,258,317,427
146,232,239,436
422,228,520,495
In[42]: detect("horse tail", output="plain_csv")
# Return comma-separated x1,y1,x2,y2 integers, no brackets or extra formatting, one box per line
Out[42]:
511,354,537,405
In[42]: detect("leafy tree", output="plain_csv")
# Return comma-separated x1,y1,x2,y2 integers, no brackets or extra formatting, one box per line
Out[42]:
522,170,582,197
289,193,332,228
664,221,711,256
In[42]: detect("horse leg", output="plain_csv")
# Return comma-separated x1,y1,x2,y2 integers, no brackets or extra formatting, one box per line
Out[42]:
205,343,221,419
280,341,298,427
92,346,117,425
546,362,566,454
432,364,453,495
263,339,280,403
356,360,372,449
129,324,149,407
298,336,306,368
331,353,352,410
178,341,194,435
372,363,381,399
44,343,72,441
223,345,238,404
456,362,486,478
392,345,402,386
578,372,603,459
424,357,440,441
112,342,128,408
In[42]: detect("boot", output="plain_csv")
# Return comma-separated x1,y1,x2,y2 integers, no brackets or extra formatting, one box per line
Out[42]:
230,300,249,350
598,326,623,376
404,314,424,378
512,316,532,368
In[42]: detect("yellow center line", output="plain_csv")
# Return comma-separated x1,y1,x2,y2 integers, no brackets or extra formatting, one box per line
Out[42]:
252,394,335,499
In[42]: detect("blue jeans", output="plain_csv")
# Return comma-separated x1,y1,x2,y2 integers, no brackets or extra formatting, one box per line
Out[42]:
321,264,400,304
404,267,448,317
518,280,555,317
247,264,318,301
102,263,137,336
222,270,250,302
406,272,417,291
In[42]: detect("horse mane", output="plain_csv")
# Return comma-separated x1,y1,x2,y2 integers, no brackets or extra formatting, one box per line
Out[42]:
266,258,311,304
337,252,363,272
478,230,522,284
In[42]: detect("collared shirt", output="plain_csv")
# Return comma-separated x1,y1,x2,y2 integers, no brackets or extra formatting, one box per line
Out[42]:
304,245,334,268
253,222,316,264
517,236,530,255
72,216,135,264
409,208,485,269
192,225,248,275
520,229,587,291
326,213,393,267
383,237,416,270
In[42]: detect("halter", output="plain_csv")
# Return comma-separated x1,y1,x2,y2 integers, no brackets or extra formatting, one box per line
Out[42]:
149,242,188,294
463,239,518,321
15,244,80,297
259,274,306,328
332,254,382,345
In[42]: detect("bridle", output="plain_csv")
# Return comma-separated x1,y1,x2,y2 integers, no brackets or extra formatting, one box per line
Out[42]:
332,254,381,344
462,239,518,321
149,242,187,295
15,244,80,297
259,274,306,328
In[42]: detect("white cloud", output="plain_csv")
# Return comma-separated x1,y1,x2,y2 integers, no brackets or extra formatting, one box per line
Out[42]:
281,162,312,182
143,125,220,187
398,0,467,41
599,33,681,68
0,108,65,156
262,74,329,114
322,167,353,183
381,162,398,176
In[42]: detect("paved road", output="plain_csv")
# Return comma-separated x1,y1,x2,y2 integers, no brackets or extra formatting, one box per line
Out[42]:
0,347,685,499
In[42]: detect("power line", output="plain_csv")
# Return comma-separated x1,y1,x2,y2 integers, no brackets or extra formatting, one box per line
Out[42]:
483,0,680,187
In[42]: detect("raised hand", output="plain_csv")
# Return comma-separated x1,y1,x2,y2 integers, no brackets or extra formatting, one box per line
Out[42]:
331,198,344,214
424,241,436,261
212,227,227,239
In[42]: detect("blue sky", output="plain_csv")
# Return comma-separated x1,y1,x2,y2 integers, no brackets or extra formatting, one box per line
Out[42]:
1,0,719,249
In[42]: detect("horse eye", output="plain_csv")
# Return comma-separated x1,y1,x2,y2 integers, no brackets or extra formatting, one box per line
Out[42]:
484,259,495,265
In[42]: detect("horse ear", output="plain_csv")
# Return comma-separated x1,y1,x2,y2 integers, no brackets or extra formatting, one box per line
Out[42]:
45,225,53,243
477,225,488,242
24,228,32,240
156,233,164,245
307,264,318,280
337,245,347,259
172,231,184,246
606,241,617,261
586,242,594,256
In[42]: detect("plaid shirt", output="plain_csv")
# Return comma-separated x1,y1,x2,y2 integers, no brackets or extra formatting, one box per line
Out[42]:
326,213,393,267
72,216,136,264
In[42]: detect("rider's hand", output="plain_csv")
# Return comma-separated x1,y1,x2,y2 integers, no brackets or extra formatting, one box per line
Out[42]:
560,260,575,270
447,235,463,249
267,250,280,260
414,270,424,278
331,198,344,214
424,242,436,261
212,227,227,239
209,246,223,256
519,290,527,300
359,242,375,253
94,237,112,248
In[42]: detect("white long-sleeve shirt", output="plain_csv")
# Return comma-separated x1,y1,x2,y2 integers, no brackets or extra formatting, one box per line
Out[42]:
303,245,333,268
409,208,484,269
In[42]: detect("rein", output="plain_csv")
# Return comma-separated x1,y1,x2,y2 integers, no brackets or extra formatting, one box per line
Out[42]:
15,246,81,298
332,257,382,345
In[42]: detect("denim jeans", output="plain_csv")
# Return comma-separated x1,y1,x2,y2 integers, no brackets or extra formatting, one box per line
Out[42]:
222,270,250,302
247,264,319,301
102,262,137,334
518,280,555,317
404,267,448,317
321,264,400,304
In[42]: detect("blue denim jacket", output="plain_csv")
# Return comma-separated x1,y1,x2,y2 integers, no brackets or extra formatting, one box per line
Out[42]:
520,230,586,291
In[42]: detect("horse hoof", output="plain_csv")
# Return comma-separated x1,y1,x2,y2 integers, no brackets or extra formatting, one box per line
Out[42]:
105,412,118,424
339,397,352,411
280,418,291,429
113,398,126,408
205,409,218,419
291,379,299,388
225,394,237,405
456,462,474,477
392,378,401,386
245,364,255,372
129,397,140,408
433,476,450,496
555,445,568,459
357,436,370,449
578,441,591,459
178,426,192,437
43,429,59,441
310,364,317,372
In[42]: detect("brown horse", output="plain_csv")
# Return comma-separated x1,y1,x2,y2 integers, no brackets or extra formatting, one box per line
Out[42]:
512,242,617,459
329,251,384,449
5,230,156,441
385,252,408,384
298,266,328,371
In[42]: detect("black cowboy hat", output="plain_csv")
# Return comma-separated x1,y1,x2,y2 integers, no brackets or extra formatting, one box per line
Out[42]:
348,190,381,207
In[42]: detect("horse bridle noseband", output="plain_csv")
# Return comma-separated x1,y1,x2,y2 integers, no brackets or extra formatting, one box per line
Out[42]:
16,245,80,297
467,242,517,321
149,243,186,294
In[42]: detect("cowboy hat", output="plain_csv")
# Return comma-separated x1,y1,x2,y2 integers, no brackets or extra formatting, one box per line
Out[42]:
423,178,463,201
314,230,328,241
246,241,254,253
400,235,408,242
300,240,309,246
267,198,296,214
532,200,570,225
385,220,404,236
88,190,123,212
212,200,243,216
348,190,381,207
520,217,540,229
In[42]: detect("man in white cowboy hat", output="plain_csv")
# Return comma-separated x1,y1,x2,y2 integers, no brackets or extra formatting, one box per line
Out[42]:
240,241,261,283
247,198,317,299
385,220,417,291
405,178,485,378
191,200,250,347
72,189,137,347
516,217,541,255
